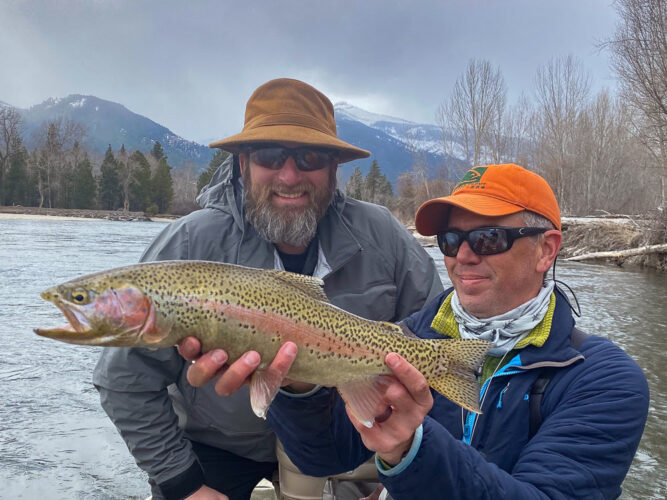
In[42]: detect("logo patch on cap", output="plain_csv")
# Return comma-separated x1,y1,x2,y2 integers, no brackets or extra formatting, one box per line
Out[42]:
454,166,488,191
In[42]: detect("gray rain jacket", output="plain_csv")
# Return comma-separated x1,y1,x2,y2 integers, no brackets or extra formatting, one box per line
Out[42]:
92,155,443,489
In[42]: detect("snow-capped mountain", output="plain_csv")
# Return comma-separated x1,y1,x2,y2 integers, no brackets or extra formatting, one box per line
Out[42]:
334,102,466,186
15,95,214,169
335,102,444,155
3,94,466,183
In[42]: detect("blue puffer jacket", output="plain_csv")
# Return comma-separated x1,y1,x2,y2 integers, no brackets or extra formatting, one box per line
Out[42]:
267,288,650,499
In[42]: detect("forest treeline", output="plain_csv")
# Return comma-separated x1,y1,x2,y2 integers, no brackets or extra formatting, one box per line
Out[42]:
0,117,181,215
0,0,664,224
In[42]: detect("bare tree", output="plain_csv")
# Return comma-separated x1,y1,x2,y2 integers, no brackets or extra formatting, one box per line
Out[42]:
0,107,22,204
403,128,431,200
171,163,200,215
117,145,131,211
534,55,591,212
604,0,667,206
31,119,86,208
437,59,507,167
500,93,534,166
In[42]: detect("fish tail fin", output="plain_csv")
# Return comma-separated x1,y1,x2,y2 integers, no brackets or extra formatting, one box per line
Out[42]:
426,339,490,414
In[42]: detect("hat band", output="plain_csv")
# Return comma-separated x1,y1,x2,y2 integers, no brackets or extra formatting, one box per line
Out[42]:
244,112,337,137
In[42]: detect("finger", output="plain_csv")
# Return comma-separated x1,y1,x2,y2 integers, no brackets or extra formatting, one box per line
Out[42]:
186,349,228,387
266,342,298,380
385,353,433,408
214,351,261,396
177,336,202,361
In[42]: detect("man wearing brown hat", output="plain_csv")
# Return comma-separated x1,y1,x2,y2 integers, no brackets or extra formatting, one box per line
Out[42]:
93,78,443,500
194,164,649,499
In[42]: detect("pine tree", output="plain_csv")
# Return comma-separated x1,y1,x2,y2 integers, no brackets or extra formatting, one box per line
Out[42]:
375,174,395,210
152,156,174,213
363,160,383,203
5,140,29,205
396,172,417,222
71,152,97,209
150,141,164,161
197,149,230,192
98,145,123,210
129,151,152,211
345,167,365,200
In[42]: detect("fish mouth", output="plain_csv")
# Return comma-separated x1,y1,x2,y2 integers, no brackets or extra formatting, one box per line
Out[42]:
34,290,135,345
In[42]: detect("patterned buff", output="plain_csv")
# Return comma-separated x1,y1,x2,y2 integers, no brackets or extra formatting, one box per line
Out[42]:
451,281,556,357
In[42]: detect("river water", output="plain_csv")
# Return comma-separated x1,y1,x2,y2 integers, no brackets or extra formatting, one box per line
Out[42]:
0,217,664,499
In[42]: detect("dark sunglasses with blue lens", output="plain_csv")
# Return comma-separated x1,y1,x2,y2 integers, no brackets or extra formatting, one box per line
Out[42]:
245,144,339,172
437,226,548,257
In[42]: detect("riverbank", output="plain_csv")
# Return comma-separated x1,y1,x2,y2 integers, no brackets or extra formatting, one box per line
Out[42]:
0,206,177,223
2,206,665,271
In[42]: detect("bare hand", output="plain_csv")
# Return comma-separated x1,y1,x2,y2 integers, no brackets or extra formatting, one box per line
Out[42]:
346,353,433,466
177,337,314,396
184,484,228,499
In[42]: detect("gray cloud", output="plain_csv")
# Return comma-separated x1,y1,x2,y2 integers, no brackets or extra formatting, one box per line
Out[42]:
1,0,618,143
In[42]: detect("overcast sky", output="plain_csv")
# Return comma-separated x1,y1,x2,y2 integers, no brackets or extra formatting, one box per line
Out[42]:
1,0,620,144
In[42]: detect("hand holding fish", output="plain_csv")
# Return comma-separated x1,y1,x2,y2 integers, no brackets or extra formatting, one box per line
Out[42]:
178,337,315,395
345,352,433,466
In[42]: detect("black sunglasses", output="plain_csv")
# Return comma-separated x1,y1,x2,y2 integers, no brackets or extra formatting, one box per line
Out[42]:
245,145,339,172
437,226,548,257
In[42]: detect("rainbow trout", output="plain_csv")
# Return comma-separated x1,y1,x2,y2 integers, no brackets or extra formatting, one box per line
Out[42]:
35,260,490,425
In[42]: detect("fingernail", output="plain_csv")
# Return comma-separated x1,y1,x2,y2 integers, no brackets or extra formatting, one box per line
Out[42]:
211,350,227,364
386,353,400,369
244,351,260,366
284,342,297,357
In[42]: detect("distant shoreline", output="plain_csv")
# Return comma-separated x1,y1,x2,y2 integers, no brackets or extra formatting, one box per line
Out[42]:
0,206,176,223
1,205,662,271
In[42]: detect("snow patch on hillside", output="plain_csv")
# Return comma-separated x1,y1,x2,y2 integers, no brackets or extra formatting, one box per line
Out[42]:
69,97,87,108
335,102,413,127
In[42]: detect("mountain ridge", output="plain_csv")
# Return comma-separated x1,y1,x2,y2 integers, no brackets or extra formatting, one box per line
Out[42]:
5,94,465,185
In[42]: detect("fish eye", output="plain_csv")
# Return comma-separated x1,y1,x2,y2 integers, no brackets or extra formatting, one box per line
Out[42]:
71,289,89,304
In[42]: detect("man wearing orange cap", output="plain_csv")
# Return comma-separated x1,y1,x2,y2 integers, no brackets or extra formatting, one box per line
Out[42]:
93,78,443,500
197,163,649,499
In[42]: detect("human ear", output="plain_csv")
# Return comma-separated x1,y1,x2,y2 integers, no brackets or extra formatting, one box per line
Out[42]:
536,230,562,273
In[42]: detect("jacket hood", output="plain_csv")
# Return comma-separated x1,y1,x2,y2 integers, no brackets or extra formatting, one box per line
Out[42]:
196,155,242,209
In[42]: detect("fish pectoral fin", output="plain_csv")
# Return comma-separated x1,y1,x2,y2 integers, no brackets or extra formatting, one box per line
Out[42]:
249,369,283,419
338,376,392,428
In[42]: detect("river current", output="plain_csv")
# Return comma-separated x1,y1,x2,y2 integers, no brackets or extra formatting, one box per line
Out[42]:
0,217,664,499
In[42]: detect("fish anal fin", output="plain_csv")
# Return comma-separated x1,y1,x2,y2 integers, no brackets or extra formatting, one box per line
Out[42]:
249,369,283,419
338,376,392,428
268,270,330,302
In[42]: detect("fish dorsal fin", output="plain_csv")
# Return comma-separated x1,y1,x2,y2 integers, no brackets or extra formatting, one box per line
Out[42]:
378,321,417,338
268,270,330,303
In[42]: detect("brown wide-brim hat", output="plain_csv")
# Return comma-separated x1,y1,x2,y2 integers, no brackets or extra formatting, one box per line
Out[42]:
209,78,370,163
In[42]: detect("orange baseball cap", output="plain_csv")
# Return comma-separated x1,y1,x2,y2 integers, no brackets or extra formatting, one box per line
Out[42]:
415,164,561,235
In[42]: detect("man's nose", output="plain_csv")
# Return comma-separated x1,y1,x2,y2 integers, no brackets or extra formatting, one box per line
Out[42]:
455,240,482,263
276,156,303,184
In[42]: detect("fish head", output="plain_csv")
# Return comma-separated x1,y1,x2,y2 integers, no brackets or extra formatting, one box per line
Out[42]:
35,275,161,347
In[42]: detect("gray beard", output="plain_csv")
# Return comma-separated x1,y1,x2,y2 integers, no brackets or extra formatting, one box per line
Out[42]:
243,168,334,247
245,201,321,247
